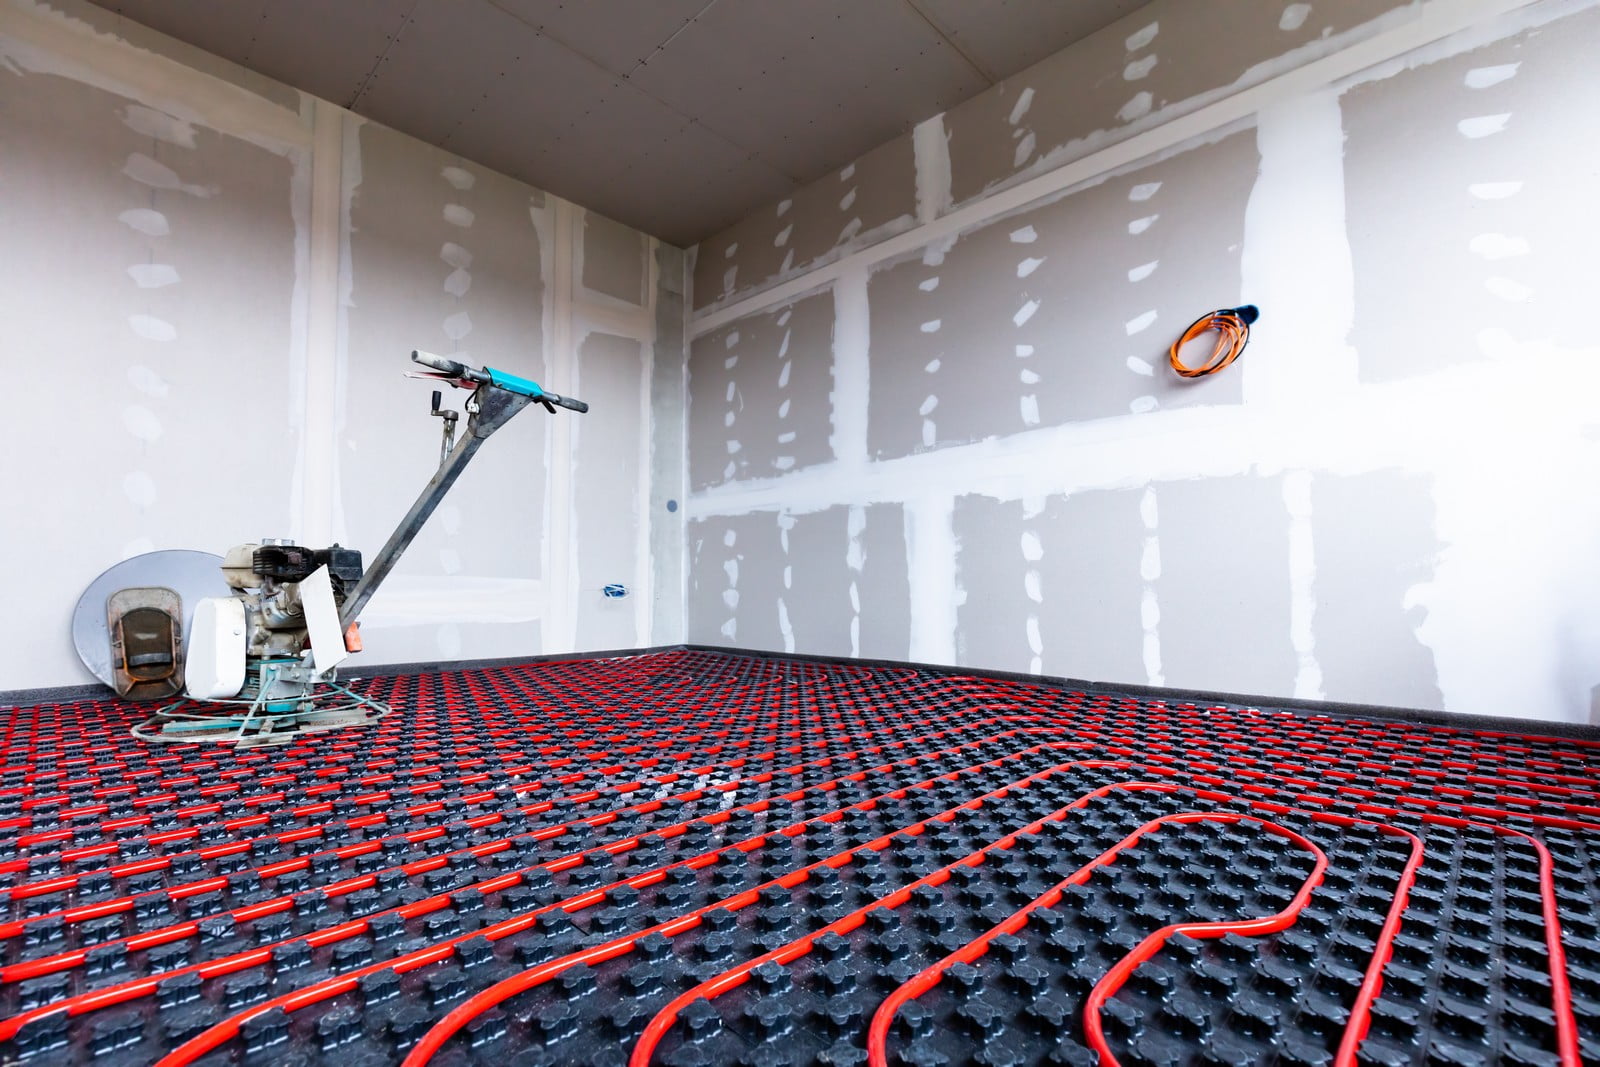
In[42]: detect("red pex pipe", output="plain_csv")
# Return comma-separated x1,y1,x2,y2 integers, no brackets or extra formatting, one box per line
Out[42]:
1075,819,1326,1067
6,654,1592,1066
621,782,1221,1067
1416,813,1581,1066
402,772,1173,1067
862,812,1328,1067
156,757,1137,1066
0,709,1048,892
0,724,1067,985
1,734,1094,1044
856,787,1573,1067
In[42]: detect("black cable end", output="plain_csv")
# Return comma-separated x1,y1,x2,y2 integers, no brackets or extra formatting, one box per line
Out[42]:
1231,304,1261,326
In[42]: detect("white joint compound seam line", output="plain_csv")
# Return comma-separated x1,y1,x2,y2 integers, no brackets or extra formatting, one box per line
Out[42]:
0,0,309,152
300,99,343,548
547,197,578,652
688,0,1543,339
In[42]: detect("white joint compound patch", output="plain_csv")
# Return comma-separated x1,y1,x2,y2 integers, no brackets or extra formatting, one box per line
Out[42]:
1464,63,1519,88
441,165,476,190
1008,87,1035,125
1279,3,1313,32
1457,114,1511,138
118,208,169,236
128,314,176,342
121,105,195,147
1124,55,1158,81
126,263,179,288
1118,92,1154,122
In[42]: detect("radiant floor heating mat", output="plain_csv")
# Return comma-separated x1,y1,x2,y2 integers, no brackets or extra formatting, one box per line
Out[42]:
0,650,1595,1066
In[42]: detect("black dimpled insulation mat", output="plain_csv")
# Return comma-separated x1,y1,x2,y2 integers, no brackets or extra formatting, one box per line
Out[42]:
1,650,1595,1066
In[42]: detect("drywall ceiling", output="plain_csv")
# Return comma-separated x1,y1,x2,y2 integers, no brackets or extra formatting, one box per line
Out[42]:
88,0,1147,247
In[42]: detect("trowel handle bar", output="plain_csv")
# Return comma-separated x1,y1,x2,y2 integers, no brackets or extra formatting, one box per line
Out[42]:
412,348,587,413
539,391,588,413
412,349,488,383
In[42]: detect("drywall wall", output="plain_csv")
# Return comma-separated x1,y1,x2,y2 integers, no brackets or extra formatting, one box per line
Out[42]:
0,0,678,689
692,0,1423,315
686,0,1600,725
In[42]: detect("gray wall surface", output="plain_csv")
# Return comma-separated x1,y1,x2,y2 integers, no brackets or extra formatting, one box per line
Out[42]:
691,0,1422,314
685,0,1600,725
340,120,550,665
1,0,675,688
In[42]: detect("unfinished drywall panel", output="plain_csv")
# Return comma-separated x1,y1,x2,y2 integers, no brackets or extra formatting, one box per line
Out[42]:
45,0,304,112
650,243,688,646
777,508,855,659
693,135,918,311
1344,7,1600,384
943,0,1412,206
573,331,646,651
1,4,667,690
580,210,647,307
340,120,548,667
857,503,912,661
681,1,1600,725
952,496,1031,674
954,492,1145,681
687,288,835,491
1154,476,1296,697
1311,470,1443,710
867,129,1256,460
0,67,300,688
685,513,787,651
773,504,911,660
688,0,1416,313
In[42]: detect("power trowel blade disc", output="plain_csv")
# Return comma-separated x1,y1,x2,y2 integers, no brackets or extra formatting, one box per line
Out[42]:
72,549,229,688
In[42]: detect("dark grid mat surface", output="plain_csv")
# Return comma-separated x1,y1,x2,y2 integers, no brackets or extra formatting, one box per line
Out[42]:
1,650,1596,1066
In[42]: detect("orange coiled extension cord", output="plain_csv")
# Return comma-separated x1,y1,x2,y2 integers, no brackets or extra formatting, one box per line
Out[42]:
1169,304,1259,377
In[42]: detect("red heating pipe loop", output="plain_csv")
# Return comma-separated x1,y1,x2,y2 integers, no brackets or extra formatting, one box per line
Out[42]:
618,781,1215,1067
0,727,1076,982
1165,759,1600,835
1242,805,1579,1065
0,691,955,842
397,772,1168,1067
0,703,1037,873
145,757,1136,1065
1201,799,1579,1065
4,714,1048,919
1209,783,1587,1062
1300,814,1425,1067
1414,812,1581,1066
863,812,1331,1067
0,737,1096,1037
1078,820,1325,1067
0,684,985,809
1,711,1053,902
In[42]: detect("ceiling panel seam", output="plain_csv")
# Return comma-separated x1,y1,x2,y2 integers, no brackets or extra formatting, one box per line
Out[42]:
484,0,616,73
238,1,272,67
627,0,720,77
458,0,802,187
347,0,426,110
901,0,997,84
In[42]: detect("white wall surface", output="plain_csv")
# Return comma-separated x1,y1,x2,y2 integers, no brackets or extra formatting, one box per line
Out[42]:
0,0,676,689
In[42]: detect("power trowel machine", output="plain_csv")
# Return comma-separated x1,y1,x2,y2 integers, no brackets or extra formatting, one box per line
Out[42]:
74,350,585,747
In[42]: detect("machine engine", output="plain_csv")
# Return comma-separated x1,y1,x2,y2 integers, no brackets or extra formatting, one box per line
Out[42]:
221,541,363,659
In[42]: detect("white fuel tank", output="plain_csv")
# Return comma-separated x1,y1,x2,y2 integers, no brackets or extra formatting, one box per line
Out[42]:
185,596,247,700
